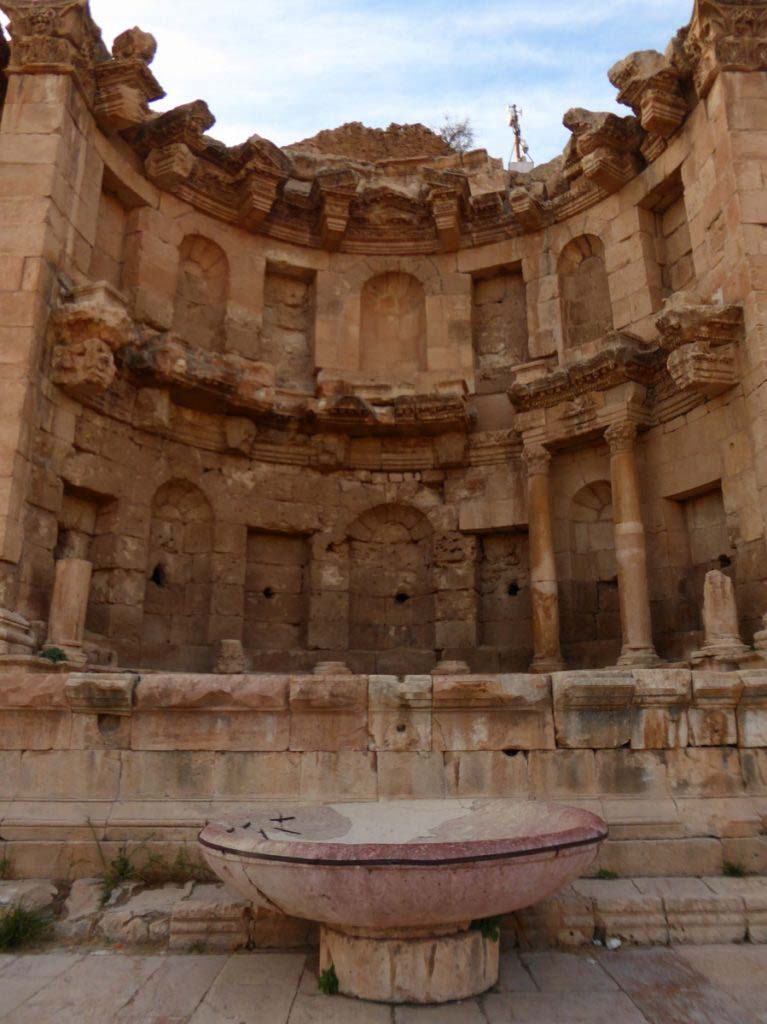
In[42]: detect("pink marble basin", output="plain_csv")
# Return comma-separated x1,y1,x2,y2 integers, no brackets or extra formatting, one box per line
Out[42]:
199,800,607,931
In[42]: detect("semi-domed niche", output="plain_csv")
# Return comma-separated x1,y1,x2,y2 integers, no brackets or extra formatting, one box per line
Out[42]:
173,235,229,351
360,272,427,375
559,235,614,351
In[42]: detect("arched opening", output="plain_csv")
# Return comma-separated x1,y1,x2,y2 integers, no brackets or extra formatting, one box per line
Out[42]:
348,504,434,652
360,272,427,375
141,480,213,670
562,481,621,666
559,235,614,351
173,235,229,351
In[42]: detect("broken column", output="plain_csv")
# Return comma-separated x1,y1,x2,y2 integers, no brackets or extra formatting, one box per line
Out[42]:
523,444,565,673
45,532,93,666
605,421,660,667
691,570,750,669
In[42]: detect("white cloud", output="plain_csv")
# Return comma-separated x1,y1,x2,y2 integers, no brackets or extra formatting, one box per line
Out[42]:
8,0,694,162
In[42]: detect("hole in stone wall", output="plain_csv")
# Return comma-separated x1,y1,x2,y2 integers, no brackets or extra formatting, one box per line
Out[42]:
97,714,122,736
719,554,733,569
395,592,411,605
503,749,523,758
396,723,407,734
263,587,276,600
507,582,521,597
150,564,167,588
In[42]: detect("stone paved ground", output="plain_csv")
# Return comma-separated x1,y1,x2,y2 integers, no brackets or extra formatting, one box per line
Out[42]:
2,945,767,1022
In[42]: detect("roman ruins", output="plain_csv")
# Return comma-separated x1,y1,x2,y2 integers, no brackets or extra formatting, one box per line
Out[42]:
1,0,767,953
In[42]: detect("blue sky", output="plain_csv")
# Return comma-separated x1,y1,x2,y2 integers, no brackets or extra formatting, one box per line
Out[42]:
46,1,693,164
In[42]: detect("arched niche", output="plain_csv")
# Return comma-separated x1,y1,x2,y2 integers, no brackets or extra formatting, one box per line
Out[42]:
359,272,427,375
558,234,614,351
347,504,434,652
142,479,213,670
173,234,229,351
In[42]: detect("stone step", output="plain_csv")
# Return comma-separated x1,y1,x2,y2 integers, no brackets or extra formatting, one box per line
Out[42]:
2,876,767,954
1,795,766,879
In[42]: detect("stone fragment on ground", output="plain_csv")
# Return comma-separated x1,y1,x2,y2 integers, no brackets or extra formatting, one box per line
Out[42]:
0,879,57,914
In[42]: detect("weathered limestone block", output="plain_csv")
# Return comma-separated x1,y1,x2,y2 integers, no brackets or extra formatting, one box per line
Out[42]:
443,750,530,798
432,674,554,751
609,50,687,140
528,750,598,799
631,669,690,749
55,878,103,940
368,675,432,752
688,672,742,747
378,751,445,799
132,674,289,752
44,557,93,665
664,893,746,945
738,673,767,747
299,751,378,802
562,107,644,193
289,675,369,751
513,888,594,949
657,295,743,397
573,879,668,945
65,672,138,716
169,884,250,952
145,142,195,188
0,879,57,915
552,673,635,749
98,883,192,944
313,169,358,249
133,388,171,431
666,341,738,397
224,418,256,455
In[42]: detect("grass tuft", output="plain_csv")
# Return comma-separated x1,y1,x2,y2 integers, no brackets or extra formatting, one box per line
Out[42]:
596,869,619,881
40,647,67,663
0,906,49,950
723,861,748,878
318,966,339,995
471,916,502,942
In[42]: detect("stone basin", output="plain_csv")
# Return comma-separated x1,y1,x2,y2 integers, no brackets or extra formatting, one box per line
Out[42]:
199,799,607,1004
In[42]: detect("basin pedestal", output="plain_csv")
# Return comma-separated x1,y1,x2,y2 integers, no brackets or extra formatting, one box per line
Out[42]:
320,924,499,1004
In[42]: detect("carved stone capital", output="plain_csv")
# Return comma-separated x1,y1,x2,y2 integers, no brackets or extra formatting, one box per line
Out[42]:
523,444,552,476
683,0,767,98
605,420,638,454
1,0,108,99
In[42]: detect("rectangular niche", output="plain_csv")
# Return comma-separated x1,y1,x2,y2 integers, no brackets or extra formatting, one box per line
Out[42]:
644,170,693,302
472,264,530,392
682,486,733,573
478,532,531,656
244,530,309,651
261,262,316,391
89,169,133,290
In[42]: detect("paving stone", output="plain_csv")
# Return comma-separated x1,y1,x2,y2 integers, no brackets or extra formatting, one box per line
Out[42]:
0,953,83,1019
113,955,228,1023
395,1003,485,1023
483,991,649,1023
189,951,306,1023
497,952,538,992
520,951,619,991
7,953,164,1024
290,989,391,1023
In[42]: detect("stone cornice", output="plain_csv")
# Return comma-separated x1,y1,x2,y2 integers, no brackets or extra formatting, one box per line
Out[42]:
508,335,664,413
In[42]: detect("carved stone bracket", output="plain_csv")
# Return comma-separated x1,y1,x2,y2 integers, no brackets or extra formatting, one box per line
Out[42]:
312,169,358,249
50,282,136,396
509,186,549,231
609,49,688,161
135,99,215,156
656,294,743,397
145,143,195,189
93,27,164,132
563,108,645,193
509,333,663,413
1,0,109,100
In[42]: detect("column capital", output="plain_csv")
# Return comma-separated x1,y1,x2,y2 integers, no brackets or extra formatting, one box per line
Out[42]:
605,420,638,454
522,444,552,475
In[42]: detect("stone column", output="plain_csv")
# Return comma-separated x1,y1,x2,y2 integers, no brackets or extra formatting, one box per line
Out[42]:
523,445,565,673
605,421,660,667
45,558,93,665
